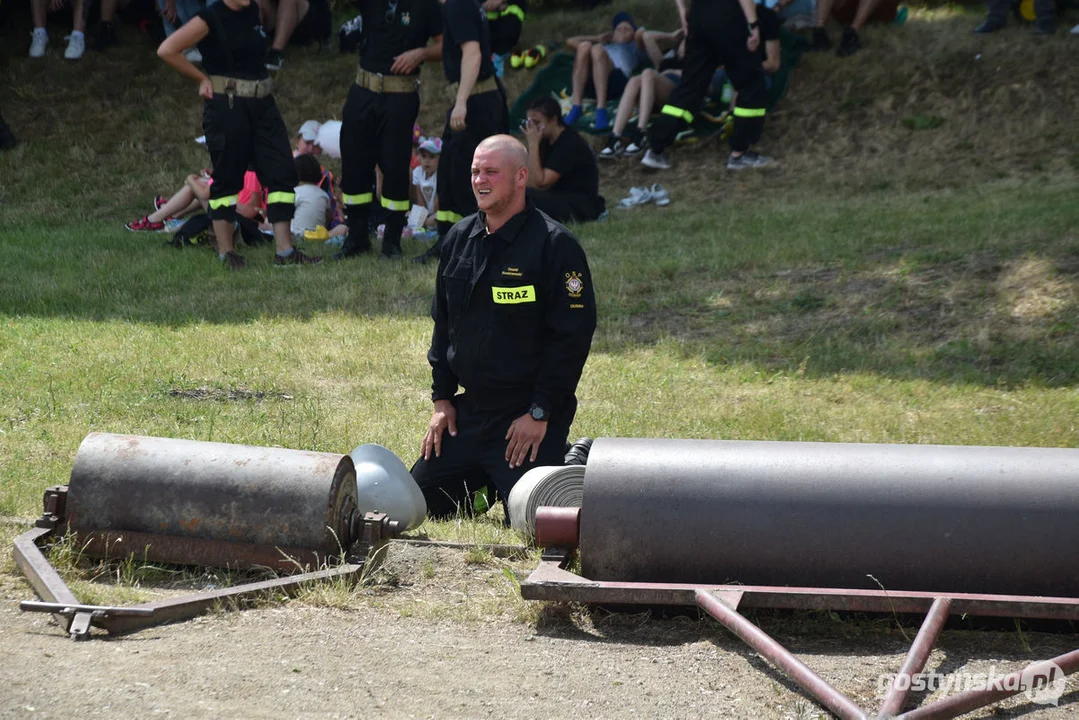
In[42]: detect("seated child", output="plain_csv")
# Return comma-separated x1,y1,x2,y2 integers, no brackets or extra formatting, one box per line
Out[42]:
409,137,441,236
291,154,347,242
126,170,211,232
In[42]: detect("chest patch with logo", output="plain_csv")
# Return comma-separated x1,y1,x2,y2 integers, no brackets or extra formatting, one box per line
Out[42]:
492,285,536,304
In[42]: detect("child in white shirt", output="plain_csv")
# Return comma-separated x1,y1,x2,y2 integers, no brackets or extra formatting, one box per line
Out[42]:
409,137,441,237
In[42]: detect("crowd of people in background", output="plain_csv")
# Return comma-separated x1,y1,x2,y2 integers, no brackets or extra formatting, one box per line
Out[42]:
7,0,1077,261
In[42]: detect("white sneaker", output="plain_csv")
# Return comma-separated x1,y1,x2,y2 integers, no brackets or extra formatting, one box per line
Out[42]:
29,29,48,58
617,186,654,209
184,48,203,64
640,149,671,170
64,32,85,60
1071,23,1079,34
650,183,671,207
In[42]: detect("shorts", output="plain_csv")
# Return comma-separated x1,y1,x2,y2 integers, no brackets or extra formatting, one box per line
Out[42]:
585,68,630,101
291,0,332,46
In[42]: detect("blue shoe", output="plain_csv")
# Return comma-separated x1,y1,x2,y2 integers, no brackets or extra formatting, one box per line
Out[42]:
564,104,582,126
594,107,610,131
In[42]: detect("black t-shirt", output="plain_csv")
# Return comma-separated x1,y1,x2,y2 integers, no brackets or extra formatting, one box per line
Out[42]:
196,1,269,80
759,5,780,61
540,127,602,220
441,0,494,84
358,0,442,75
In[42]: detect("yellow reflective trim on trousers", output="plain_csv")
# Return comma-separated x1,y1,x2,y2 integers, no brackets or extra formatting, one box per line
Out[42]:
502,4,524,22
486,10,499,19
380,196,410,211
660,104,693,124
342,192,374,206
436,210,463,223
492,285,535,304
733,106,766,118
266,191,296,204
208,194,238,210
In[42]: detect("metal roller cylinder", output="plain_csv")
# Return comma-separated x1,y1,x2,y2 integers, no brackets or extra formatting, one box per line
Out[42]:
66,433,360,569
580,438,1079,597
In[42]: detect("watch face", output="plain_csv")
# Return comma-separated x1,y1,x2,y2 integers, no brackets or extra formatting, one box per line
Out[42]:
531,405,546,421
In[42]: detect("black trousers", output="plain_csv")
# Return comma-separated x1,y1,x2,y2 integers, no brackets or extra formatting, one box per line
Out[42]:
410,393,576,521
648,2,767,155
203,94,296,224
527,187,601,224
340,84,420,252
435,89,509,236
488,2,525,56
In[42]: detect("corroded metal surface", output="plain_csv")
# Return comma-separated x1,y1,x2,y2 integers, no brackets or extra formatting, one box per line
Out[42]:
66,433,359,564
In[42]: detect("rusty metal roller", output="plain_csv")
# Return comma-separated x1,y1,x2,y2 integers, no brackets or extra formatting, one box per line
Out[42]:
65,433,360,570
580,438,1079,597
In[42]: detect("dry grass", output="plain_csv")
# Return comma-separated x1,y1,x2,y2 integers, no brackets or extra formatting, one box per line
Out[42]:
2,2,1077,221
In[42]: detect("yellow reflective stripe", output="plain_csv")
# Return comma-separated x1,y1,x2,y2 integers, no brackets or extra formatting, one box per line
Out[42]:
208,194,238,210
266,191,296,204
501,4,524,22
486,10,499,19
660,104,693,124
342,192,374,206
436,210,463,223
733,106,766,118
491,285,536,304
380,196,410,211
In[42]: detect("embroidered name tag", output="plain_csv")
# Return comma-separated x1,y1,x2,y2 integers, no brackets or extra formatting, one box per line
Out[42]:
492,285,536,304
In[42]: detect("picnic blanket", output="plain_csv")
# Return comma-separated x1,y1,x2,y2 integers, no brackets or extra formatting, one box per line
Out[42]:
509,30,804,143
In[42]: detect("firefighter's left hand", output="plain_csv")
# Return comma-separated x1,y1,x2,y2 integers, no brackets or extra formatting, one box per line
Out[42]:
391,48,426,74
198,78,214,99
747,27,760,52
505,414,547,469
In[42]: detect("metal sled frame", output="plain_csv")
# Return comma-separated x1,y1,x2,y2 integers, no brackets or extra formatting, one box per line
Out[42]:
13,486,394,641
520,508,1079,720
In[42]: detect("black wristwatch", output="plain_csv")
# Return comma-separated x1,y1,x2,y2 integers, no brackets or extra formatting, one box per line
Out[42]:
748,20,759,30
529,403,549,422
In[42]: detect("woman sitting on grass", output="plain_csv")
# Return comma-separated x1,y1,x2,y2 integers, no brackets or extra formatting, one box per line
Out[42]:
521,96,605,224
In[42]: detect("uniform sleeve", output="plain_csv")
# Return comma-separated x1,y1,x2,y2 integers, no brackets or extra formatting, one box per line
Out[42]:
428,228,461,402
444,0,481,46
532,229,597,413
427,0,444,38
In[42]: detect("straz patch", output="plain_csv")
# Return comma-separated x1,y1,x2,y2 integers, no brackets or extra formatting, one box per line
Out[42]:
492,285,536,304
565,271,584,298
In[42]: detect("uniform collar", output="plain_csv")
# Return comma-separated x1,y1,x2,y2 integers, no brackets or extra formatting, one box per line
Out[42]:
471,199,535,244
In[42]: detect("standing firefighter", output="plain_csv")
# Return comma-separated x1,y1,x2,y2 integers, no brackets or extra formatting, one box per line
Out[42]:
641,0,772,172
334,0,443,260
158,0,321,270
414,0,508,264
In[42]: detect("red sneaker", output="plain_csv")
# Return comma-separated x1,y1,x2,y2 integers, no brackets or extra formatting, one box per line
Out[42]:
153,195,169,211
125,216,165,232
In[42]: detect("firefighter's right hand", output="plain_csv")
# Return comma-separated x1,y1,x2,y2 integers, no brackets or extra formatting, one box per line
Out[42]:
198,78,214,99
450,101,467,131
422,400,458,460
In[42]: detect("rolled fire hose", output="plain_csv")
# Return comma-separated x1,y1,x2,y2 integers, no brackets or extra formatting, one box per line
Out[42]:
507,464,586,539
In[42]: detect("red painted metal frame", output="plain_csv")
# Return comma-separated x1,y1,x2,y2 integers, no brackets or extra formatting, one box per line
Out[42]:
521,531,1079,719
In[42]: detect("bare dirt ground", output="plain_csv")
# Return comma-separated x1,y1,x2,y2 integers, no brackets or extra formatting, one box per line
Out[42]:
2,538,1076,720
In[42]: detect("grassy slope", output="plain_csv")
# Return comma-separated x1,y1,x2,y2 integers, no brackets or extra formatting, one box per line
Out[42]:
1,3,1078,522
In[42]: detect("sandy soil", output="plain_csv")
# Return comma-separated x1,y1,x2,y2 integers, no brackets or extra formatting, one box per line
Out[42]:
1,541,1075,720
